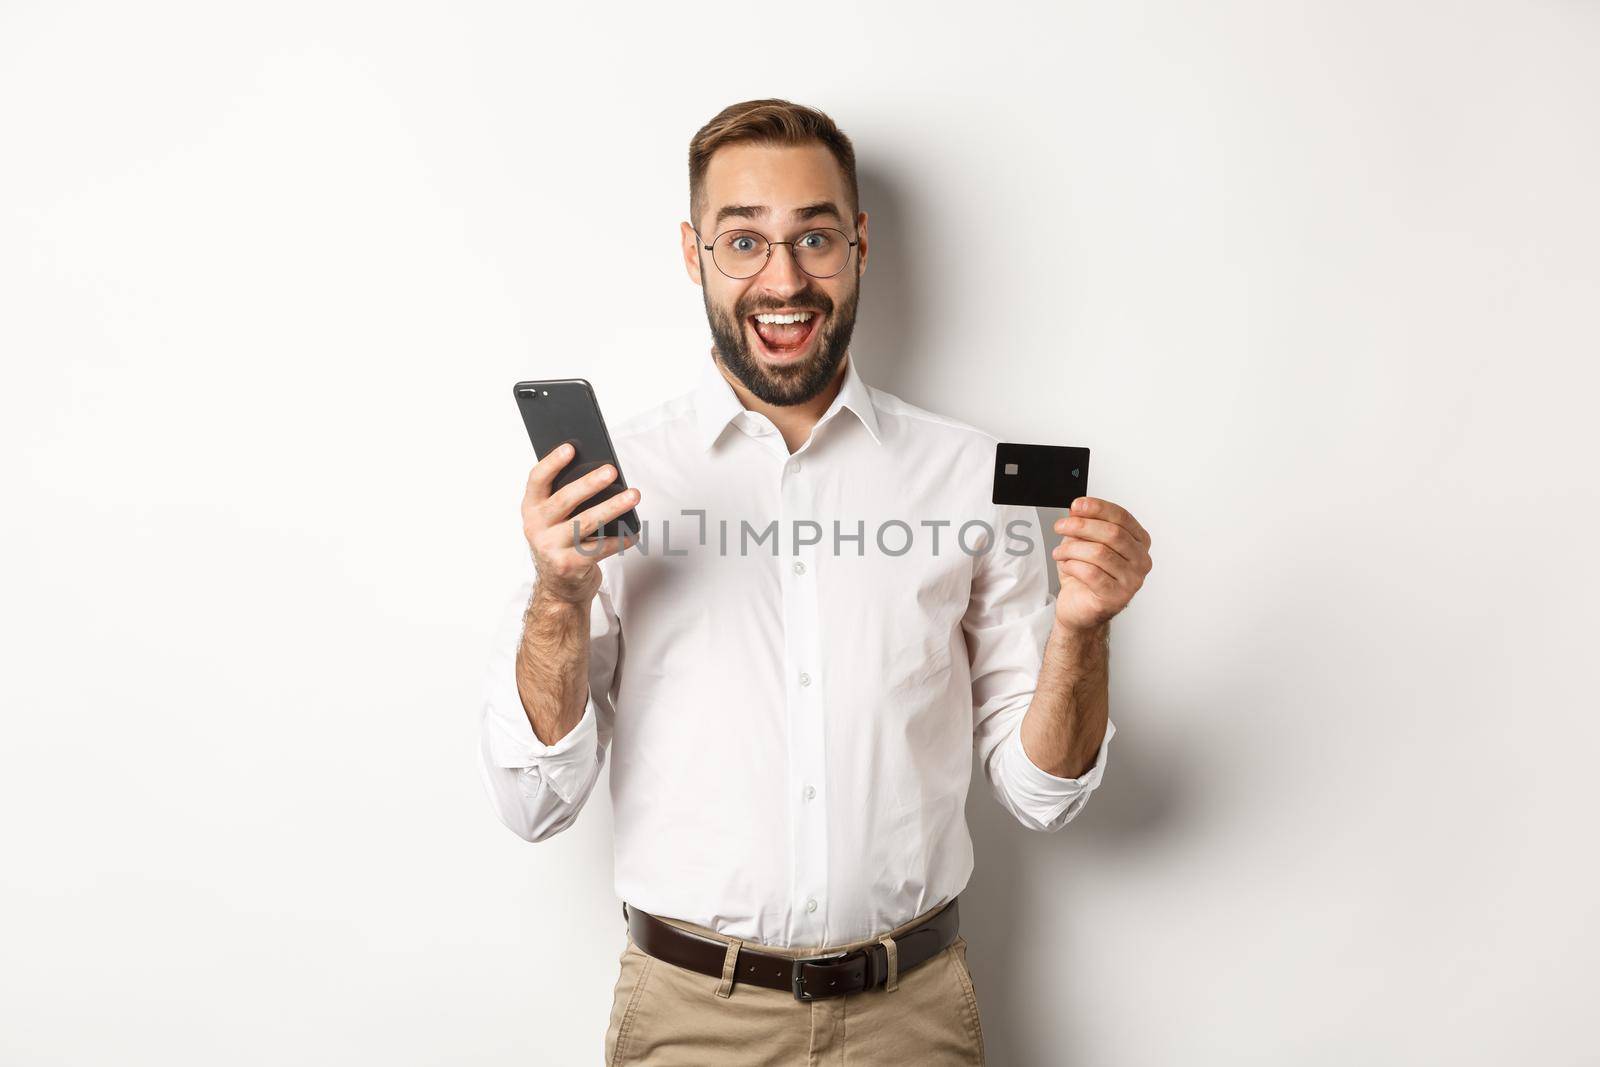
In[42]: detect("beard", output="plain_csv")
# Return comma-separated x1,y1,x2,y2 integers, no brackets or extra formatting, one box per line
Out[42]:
702,274,860,407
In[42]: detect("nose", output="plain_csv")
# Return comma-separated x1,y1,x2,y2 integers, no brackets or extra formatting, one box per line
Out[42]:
753,241,808,297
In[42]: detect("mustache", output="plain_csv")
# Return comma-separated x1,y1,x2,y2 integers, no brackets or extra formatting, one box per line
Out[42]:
737,289,834,318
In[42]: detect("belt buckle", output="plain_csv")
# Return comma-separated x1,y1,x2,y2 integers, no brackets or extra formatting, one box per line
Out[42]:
791,946,874,1001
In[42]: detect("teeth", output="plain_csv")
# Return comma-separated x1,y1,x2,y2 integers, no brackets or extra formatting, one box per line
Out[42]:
753,312,815,325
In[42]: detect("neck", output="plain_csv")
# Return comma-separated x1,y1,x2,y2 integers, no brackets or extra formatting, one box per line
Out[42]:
713,351,849,454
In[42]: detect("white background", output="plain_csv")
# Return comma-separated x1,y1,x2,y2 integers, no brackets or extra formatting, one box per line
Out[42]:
3,2,1596,1064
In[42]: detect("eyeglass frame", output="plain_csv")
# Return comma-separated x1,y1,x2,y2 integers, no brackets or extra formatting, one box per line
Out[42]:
690,223,861,280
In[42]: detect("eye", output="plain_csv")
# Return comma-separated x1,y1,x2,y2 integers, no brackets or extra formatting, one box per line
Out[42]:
797,230,832,250
728,234,762,254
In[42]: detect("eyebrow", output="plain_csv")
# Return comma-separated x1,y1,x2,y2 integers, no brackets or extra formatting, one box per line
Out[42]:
712,200,844,229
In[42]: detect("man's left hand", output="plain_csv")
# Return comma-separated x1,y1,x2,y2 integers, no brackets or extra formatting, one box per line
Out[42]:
1051,496,1153,631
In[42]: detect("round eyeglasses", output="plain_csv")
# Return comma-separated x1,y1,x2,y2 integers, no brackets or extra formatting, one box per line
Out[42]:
693,226,859,280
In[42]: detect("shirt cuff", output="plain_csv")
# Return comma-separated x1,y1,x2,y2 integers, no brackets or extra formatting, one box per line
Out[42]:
483,680,600,806
999,718,1116,822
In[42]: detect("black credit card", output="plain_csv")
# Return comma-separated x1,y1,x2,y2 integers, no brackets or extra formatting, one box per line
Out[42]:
992,443,1090,508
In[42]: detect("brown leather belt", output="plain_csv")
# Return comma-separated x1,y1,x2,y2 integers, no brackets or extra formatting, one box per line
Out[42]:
622,896,960,1002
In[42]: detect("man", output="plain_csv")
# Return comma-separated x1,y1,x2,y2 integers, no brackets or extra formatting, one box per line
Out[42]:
479,99,1153,1066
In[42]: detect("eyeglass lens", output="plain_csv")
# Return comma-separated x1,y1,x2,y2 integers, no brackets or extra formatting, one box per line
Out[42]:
711,228,851,279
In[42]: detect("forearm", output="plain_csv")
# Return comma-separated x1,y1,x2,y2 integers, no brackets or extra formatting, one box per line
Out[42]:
515,588,593,746
1018,620,1110,779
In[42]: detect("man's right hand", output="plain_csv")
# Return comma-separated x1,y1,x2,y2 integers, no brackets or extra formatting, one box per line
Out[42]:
522,443,641,606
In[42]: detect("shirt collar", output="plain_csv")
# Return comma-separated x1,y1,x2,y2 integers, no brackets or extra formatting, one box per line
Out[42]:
692,350,883,452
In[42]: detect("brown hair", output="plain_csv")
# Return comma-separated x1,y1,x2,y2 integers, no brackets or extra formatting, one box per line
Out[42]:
688,98,859,233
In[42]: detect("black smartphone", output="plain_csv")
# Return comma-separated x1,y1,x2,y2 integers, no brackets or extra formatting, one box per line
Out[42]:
992,442,1090,508
513,378,640,538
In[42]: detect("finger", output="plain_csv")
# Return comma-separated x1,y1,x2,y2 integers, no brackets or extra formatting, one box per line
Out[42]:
544,463,622,522
1071,497,1150,547
524,443,577,507
566,529,639,564
1051,516,1143,564
564,487,643,545
1059,557,1121,597
1053,537,1135,586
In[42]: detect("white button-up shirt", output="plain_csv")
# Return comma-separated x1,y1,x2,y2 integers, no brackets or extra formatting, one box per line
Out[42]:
479,350,1115,948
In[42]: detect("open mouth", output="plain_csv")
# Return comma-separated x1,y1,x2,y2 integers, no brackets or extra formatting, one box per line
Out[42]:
746,310,821,361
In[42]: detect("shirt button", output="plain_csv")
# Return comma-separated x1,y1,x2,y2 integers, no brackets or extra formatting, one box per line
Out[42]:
787,459,801,474
806,898,818,913
792,560,806,575
798,672,811,687
804,785,816,800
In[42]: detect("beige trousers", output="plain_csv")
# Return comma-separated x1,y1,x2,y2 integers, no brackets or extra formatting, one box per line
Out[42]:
603,899,986,1066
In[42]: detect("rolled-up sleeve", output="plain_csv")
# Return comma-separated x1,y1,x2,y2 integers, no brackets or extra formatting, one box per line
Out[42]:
965,503,1115,833
477,560,621,842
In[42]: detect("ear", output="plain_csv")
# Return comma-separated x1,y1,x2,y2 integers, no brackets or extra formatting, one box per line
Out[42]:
854,210,869,279
680,221,705,288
